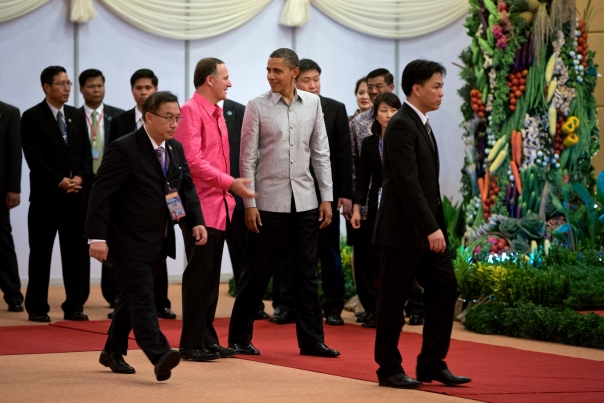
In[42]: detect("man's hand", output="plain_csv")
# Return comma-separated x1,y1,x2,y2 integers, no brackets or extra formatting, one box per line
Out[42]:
337,198,352,220
59,177,72,191
89,241,108,262
350,206,362,229
245,207,262,233
230,178,257,199
60,176,83,193
6,192,20,209
428,229,446,253
318,201,332,229
192,225,208,246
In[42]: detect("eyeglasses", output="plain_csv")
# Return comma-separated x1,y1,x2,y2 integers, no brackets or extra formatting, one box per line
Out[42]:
367,84,385,91
52,81,73,87
149,112,183,124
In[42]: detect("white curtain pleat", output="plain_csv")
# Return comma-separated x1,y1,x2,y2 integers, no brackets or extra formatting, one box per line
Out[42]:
71,0,98,23
0,0,49,24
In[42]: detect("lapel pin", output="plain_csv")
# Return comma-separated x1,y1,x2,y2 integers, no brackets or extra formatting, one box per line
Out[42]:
169,145,172,150
226,111,233,116
68,119,72,122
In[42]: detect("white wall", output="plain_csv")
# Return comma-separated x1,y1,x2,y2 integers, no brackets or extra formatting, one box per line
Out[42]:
0,0,469,285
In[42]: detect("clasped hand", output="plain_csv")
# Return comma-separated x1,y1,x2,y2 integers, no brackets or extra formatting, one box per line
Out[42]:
59,176,83,193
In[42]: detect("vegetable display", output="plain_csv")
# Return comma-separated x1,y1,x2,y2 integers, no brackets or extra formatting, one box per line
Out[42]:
458,0,600,256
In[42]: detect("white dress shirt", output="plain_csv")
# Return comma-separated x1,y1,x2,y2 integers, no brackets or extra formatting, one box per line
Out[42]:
46,100,65,121
404,100,428,125
83,104,105,146
240,88,333,213
135,107,144,129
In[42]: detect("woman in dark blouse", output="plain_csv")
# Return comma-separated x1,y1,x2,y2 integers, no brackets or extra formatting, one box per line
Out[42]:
350,92,401,327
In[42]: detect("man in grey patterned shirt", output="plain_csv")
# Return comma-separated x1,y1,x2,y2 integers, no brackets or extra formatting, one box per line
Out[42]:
228,48,340,358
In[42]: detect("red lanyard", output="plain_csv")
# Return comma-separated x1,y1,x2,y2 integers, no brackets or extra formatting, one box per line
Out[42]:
85,109,104,146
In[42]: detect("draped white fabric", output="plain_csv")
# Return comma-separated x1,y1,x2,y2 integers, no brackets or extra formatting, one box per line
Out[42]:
0,0,469,40
308,0,470,39
98,0,273,40
0,0,48,24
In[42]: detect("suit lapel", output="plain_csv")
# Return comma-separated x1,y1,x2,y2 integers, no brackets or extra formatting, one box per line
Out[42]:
136,128,165,179
41,101,67,146
165,140,179,186
402,103,435,154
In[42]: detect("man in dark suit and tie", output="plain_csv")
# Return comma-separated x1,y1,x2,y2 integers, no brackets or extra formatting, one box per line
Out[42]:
0,100,24,312
373,60,470,389
108,69,175,320
21,66,92,322
87,91,207,381
78,68,124,311
223,97,270,320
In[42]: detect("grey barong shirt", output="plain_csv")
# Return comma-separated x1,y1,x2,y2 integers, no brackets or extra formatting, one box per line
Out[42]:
240,89,333,213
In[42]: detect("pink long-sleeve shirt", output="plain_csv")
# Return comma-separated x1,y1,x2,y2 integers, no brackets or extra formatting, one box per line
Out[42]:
174,92,235,231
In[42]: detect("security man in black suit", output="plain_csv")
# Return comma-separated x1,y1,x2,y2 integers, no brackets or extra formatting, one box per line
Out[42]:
271,59,353,326
87,91,206,381
78,68,124,310
223,98,269,320
108,69,175,320
0,100,24,312
21,66,92,322
373,60,470,389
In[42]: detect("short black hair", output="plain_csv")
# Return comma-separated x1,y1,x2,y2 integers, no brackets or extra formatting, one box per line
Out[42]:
130,69,158,88
401,60,446,96
269,48,299,69
354,77,367,95
367,68,393,86
40,66,67,89
371,92,401,136
142,91,179,122
193,57,225,88
79,69,105,87
298,59,321,75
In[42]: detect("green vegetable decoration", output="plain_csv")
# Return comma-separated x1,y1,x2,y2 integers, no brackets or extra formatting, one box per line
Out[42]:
458,0,600,256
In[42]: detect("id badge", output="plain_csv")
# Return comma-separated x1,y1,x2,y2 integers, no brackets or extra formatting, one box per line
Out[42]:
166,189,186,221
92,148,100,160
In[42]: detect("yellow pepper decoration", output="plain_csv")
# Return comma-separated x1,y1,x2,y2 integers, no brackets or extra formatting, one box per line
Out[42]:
563,133,579,147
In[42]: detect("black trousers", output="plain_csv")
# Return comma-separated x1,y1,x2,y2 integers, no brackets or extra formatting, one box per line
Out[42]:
225,208,264,312
272,243,295,312
353,212,379,315
229,204,324,348
104,253,171,364
25,201,88,315
0,186,23,305
180,225,226,348
375,246,457,379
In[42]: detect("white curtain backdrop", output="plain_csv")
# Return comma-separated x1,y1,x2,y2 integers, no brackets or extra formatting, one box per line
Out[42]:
1,0,469,40
0,0,48,23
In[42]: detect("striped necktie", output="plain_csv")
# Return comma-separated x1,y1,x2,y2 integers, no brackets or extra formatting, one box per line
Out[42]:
57,111,67,144
424,120,435,149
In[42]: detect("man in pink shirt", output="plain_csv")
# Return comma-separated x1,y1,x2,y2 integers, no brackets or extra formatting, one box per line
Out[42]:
174,57,255,362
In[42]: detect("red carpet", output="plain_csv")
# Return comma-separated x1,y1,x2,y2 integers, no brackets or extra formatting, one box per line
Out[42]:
579,310,604,316
48,318,604,403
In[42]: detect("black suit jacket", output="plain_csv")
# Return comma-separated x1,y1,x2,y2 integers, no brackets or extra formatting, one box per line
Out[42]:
0,101,22,193
353,134,382,210
78,104,125,148
85,127,204,262
223,99,246,211
312,96,353,203
373,103,445,249
21,100,92,204
108,107,136,144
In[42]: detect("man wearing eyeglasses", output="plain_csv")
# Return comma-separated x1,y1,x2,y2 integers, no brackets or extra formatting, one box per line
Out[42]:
174,58,256,362
21,66,92,323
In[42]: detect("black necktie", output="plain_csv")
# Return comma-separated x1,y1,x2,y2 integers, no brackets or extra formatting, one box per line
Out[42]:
424,120,435,150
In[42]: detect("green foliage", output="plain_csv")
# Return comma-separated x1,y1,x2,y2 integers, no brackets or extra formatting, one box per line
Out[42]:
464,302,604,349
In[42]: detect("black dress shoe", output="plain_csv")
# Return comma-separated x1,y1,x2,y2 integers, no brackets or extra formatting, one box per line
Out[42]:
64,311,89,321
408,314,424,326
255,310,270,320
269,310,295,325
157,308,176,319
109,300,117,309
155,350,181,381
207,344,236,358
107,311,115,319
416,368,471,385
378,373,422,389
326,314,344,326
229,342,260,355
28,314,51,323
300,343,340,358
8,301,24,312
358,312,375,323
361,318,377,328
179,348,220,362
99,350,135,374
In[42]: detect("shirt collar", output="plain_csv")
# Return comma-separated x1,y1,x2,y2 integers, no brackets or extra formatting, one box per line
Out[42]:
135,106,143,124
404,100,428,125
194,92,223,119
144,127,165,150
270,87,302,106
83,103,103,118
46,100,65,120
